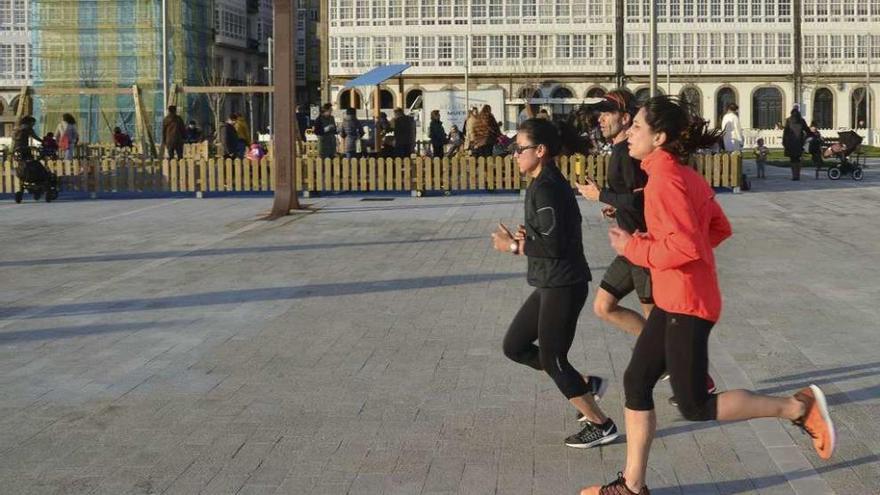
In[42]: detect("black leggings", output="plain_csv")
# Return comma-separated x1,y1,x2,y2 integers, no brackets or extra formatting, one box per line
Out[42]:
502,283,591,399
624,306,718,421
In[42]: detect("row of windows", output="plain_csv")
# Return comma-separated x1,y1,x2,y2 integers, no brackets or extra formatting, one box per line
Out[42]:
329,0,615,26
624,0,791,23
803,0,880,22
803,35,880,65
626,32,792,66
0,42,28,80
0,0,26,31
215,6,247,41
330,34,616,69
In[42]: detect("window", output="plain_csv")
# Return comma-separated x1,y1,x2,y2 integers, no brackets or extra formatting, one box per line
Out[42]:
388,0,402,24
737,0,748,21
844,35,855,61
439,36,453,66
438,0,452,23
405,0,418,24
710,33,721,63
716,87,737,125
829,35,841,62
752,87,783,129
471,0,486,23
374,37,388,63
851,88,869,128
556,35,571,60
778,0,791,20
697,0,709,20
422,37,435,65
404,36,420,66
573,34,588,60
523,35,537,58
471,36,487,66
803,35,816,62
683,33,694,64
506,35,520,59
489,0,503,23
765,0,775,19
764,33,776,64
751,33,763,64
778,33,791,63
453,0,467,23
522,0,537,22
813,88,834,129
680,86,702,116
670,0,681,22
684,0,695,21
697,33,708,64
710,0,721,21
421,0,436,23
489,35,504,65
737,33,749,64
724,33,735,63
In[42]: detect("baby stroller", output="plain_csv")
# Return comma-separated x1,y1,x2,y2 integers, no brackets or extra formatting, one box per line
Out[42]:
823,130,864,181
13,147,59,203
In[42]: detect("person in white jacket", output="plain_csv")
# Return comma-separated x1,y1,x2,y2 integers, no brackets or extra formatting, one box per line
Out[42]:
720,104,743,152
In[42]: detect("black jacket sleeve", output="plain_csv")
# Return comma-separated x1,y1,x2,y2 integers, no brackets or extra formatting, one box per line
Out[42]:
599,156,644,216
524,185,567,259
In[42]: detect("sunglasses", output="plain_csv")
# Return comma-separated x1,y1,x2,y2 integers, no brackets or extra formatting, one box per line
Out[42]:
512,144,539,155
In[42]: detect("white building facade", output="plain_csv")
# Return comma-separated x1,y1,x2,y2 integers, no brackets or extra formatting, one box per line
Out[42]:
328,0,880,143
0,0,31,128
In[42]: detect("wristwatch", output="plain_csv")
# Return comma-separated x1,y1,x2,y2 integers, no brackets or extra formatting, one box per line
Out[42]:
509,241,518,254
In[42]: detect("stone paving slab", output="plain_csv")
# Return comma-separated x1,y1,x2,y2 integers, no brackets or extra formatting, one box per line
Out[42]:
0,163,879,494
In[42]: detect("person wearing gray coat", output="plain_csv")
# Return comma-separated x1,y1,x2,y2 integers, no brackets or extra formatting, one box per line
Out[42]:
340,108,364,159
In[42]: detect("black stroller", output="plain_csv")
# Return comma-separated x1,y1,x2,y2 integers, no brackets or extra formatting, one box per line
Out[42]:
823,130,864,181
13,147,59,203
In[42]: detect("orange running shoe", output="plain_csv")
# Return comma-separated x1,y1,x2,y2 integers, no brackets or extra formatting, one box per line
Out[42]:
793,384,836,460
580,472,650,495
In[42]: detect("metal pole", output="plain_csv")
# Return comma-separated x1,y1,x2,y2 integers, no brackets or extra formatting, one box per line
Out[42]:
649,0,657,97
267,36,274,137
162,0,168,113
666,36,671,94
868,35,873,146
465,35,470,111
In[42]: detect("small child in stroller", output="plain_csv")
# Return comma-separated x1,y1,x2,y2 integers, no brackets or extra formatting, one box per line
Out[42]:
41,132,59,159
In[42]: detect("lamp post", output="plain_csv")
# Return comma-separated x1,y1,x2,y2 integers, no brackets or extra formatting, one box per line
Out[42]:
162,0,168,112
649,0,657,97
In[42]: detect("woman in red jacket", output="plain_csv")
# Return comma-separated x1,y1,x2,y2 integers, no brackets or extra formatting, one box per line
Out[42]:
581,97,835,495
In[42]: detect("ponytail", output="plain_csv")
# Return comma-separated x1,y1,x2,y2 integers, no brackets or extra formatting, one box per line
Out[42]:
642,96,720,160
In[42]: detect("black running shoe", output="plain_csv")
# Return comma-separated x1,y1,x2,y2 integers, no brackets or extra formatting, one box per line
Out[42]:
565,419,619,449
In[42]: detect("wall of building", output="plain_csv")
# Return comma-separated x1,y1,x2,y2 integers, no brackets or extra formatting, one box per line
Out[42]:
328,0,880,141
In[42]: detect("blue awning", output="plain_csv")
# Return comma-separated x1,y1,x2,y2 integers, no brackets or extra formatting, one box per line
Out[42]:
342,64,411,89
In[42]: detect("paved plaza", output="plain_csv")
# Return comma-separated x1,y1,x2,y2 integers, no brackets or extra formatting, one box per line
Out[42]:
1,163,879,494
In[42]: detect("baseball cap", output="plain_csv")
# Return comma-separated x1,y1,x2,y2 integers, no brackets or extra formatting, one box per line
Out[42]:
588,90,637,115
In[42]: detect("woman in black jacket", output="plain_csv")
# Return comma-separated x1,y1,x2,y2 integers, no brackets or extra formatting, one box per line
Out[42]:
491,118,618,449
783,108,808,180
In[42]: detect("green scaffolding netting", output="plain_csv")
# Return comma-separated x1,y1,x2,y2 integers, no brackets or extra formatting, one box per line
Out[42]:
29,0,213,143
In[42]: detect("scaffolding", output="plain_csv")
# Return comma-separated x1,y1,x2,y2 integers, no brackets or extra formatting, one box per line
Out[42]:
28,0,214,143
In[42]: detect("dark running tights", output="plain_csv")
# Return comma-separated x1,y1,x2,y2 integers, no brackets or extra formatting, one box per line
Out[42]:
502,283,591,399
624,306,718,421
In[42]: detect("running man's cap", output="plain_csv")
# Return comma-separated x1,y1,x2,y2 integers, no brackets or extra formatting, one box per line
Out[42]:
589,90,637,115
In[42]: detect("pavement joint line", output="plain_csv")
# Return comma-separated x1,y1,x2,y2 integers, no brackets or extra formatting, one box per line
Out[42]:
0,217,267,329
711,343,834,495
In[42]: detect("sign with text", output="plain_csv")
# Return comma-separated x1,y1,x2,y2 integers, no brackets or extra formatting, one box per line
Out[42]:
422,89,505,136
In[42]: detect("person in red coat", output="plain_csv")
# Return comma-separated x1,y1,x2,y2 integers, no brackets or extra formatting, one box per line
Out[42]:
581,97,836,495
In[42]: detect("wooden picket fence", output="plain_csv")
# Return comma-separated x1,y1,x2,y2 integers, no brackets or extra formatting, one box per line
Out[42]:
0,152,741,196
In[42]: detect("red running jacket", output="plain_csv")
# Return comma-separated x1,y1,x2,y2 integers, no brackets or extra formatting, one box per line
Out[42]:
623,148,732,322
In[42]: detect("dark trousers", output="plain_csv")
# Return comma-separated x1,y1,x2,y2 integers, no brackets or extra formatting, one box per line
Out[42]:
432,142,445,159
502,283,591,399
168,143,184,160
623,306,717,421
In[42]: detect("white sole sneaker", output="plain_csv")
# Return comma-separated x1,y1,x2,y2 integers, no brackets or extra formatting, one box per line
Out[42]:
809,384,836,459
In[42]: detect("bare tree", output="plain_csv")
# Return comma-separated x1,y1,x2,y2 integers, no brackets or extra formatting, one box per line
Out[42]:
202,47,229,148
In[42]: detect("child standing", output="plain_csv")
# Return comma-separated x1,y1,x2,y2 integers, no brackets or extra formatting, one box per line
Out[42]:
753,138,768,179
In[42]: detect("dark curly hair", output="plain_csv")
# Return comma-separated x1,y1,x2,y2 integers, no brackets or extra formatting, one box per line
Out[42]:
641,95,720,160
